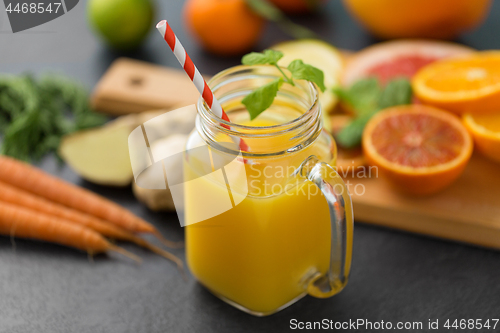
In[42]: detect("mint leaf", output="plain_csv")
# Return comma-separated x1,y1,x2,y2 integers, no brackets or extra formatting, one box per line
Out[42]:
242,50,284,66
242,78,283,120
378,78,412,109
336,112,374,148
334,77,412,149
287,60,326,92
348,78,381,113
333,78,381,115
241,52,326,119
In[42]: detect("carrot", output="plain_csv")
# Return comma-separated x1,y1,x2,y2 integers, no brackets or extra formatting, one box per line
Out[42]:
0,201,141,263
0,156,177,247
0,180,184,271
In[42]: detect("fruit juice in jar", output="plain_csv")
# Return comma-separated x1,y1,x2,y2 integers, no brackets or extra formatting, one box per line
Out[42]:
184,65,353,316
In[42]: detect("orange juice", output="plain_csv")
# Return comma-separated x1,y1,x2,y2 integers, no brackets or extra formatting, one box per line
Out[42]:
184,64,353,316
185,111,353,315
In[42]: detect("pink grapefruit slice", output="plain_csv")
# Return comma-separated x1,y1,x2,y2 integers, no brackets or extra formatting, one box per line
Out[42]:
342,40,474,86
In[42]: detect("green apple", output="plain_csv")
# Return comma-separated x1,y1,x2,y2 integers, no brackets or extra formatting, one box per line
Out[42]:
88,0,155,50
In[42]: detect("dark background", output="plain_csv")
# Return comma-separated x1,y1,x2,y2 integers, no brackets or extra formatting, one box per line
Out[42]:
1,1,500,332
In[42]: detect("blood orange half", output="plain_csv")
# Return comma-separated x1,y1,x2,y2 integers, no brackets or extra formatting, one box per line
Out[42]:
363,105,473,195
342,40,474,86
412,52,500,115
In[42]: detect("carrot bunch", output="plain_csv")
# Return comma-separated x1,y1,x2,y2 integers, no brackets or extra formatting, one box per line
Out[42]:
0,156,183,272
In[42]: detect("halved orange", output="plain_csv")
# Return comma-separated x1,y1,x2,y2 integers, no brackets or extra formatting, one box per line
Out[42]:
363,105,473,195
463,112,500,164
412,52,500,115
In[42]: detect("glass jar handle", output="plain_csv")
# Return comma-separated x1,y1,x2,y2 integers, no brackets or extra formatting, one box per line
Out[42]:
298,156,354,298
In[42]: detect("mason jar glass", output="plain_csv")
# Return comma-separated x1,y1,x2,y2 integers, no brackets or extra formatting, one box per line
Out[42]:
184,65,353,316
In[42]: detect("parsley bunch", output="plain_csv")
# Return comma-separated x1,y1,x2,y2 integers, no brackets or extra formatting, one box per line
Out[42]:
241,50,326,120
0,74,107,162
333,78,413,148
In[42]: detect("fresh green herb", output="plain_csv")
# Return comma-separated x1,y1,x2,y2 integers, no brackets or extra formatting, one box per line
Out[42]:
288,60,326,93
334,78,381,114
242,49,284,66
245,0,316,39
241,49,326,120
335,112,376,148
0,74,107,162
334,77,412,148
378,78,413,109
242,78,284,120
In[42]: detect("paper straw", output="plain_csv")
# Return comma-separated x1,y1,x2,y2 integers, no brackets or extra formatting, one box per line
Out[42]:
156,20,248,152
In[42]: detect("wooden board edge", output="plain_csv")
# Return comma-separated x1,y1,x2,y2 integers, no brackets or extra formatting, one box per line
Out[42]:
354,201,500,250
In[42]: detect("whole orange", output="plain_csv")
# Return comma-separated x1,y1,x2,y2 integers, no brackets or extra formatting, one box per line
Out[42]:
343,0,492,39
184,0,265,56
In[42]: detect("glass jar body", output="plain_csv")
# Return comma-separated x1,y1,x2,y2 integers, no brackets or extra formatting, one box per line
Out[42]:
184,65,353,316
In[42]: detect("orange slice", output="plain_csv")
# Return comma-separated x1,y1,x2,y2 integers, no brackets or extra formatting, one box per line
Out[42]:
412,52,500,115
463,112,500,164
363,105,473,195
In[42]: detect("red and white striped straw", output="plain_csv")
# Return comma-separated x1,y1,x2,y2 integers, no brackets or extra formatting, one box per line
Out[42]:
156,20,248,152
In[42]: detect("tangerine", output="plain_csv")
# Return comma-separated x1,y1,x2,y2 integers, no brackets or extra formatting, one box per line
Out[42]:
184,0,265,56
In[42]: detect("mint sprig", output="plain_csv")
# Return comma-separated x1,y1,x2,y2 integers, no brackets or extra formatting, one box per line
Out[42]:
242,78,284,120
241,49,326,120
242,50,294,86
242,49,284,66
288,59,326,93
333,78,413,148
334,78,381,114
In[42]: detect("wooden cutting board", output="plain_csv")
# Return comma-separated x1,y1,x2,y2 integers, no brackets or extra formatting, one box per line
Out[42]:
349,153,500,249
92,57,500,250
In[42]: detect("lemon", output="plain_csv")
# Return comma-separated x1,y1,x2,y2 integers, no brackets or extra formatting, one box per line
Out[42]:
88,0,155,50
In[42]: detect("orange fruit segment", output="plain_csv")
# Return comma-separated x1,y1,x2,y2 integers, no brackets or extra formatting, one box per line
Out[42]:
412,52,500,115
363,105,473,195
463,113,500,164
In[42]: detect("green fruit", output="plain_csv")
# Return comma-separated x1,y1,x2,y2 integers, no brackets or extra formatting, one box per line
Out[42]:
88,0,155,50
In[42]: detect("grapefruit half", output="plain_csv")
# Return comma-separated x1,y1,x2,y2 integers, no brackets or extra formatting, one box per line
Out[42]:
342,40,474,87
